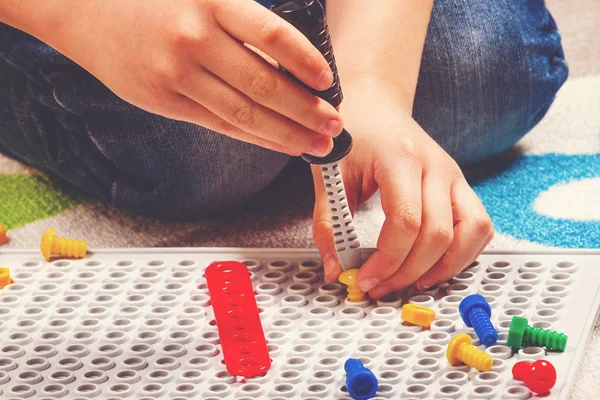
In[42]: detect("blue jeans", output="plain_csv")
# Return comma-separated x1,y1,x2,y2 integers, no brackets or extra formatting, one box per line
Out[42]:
0,0,567,220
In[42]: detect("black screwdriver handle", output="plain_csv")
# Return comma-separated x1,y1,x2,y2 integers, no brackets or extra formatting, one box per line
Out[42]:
271,0,352,164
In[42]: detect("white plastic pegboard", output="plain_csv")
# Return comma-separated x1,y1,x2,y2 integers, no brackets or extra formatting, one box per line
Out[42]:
0,248,598,400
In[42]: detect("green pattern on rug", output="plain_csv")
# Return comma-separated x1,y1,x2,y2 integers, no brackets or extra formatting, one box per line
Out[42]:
0,175,82,230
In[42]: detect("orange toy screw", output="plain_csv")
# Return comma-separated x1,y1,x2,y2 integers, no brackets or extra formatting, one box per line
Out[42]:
0,267,11,289
339,269,366,302
0,223,7,246
40,228,87,261
446,333,493,372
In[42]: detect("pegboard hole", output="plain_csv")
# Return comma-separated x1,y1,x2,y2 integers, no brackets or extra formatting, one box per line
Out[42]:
22,261,42,268
77,384,98,392
556,261,574,268
473,385,494,394
406,384,427,394
395,331,417,341
423,344,443,353
363,331,383,341
44,384,65,393
479,372,499,381
384,357,405,367
506,386,530,395
412,371,433,380
491,261,510,269
445,371,467,381
143,383,163,392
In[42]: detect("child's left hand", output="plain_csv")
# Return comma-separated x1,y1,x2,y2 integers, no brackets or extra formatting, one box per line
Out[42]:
311,85,494,299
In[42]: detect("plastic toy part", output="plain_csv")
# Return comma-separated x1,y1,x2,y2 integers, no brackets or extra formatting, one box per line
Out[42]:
271,0,361,270
459,294,498,346
320,163,361,270
40,228,87,261
446,333,493,372
205,261,271,377
401,304,436,327
507,316,568,352
0,267,11,289
344,358,378,400
339,269,366,302
512,360,557,394
0,223,6,245
271,0,353,164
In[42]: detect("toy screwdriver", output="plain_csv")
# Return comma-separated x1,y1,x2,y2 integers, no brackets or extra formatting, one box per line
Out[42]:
271,0,361,270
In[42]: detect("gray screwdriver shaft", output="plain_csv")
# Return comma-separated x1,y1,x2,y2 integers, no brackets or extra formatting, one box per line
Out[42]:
320,162,361,270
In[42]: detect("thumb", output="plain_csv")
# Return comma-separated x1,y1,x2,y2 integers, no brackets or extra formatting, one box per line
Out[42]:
310,165,343,281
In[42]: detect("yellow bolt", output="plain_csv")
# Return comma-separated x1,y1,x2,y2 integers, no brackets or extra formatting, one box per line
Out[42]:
0,267,11,289
339,269,366,302
401,304,436,328
446,333,493,372
40,228,87,261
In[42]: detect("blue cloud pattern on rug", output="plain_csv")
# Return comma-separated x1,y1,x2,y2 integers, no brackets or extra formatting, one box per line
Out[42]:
468,152,600,248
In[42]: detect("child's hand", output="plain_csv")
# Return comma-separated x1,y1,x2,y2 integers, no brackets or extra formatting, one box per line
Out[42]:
46,0,342,156
312,87,494,298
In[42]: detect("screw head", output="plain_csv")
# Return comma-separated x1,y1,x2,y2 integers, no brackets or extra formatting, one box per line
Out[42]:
344,359,378,400
507,316,528,349
446,333,472,366
338,269,359,287
527,360,557,394
459,294,492,327
512,361,531,381
40,228,55,261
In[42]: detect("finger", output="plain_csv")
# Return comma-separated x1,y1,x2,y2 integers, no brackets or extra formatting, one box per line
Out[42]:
167,93,295,155
356,154,423,293
368,172,454,298
311,165,344,281
213,0,333,90
414,178,494,289
197,33,343,138
180,68,332,157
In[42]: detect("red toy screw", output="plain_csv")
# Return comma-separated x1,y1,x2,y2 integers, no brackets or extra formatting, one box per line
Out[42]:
512,360,557,394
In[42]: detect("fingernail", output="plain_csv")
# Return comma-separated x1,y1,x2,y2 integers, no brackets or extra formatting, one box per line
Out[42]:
416,278,435,292
309,137,332,157
322,252,338,281
317,69,333,89
358,277,379,293
320,119,342,137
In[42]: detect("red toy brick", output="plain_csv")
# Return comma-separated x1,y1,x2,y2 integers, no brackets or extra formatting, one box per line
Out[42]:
206,261,271,377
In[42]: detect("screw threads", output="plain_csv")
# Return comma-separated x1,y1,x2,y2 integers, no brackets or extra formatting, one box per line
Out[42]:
458,343,493,372
51,236,87,259
524,326,567,351
339,269,366,302
346,286,366,303
469,307,498,346
344,358,363,374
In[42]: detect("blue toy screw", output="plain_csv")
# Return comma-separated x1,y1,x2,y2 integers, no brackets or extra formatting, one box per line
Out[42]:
344,358,378,400
459,294,498,346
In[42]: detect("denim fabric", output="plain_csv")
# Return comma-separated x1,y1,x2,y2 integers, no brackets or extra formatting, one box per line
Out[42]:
0,0,568,220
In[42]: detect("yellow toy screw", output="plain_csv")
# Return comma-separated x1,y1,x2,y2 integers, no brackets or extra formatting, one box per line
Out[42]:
446,333,493,372
339,269,366,302
40,228,87,261
401,304,436,328
0,267,11,289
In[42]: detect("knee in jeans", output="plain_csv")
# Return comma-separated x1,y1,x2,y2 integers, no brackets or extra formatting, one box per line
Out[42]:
415,3,568,165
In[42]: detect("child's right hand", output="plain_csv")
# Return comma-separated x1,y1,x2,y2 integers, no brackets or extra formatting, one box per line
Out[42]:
41,0,342,156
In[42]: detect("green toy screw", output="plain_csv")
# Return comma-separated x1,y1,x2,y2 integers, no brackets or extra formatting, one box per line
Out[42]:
507,316,567,352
